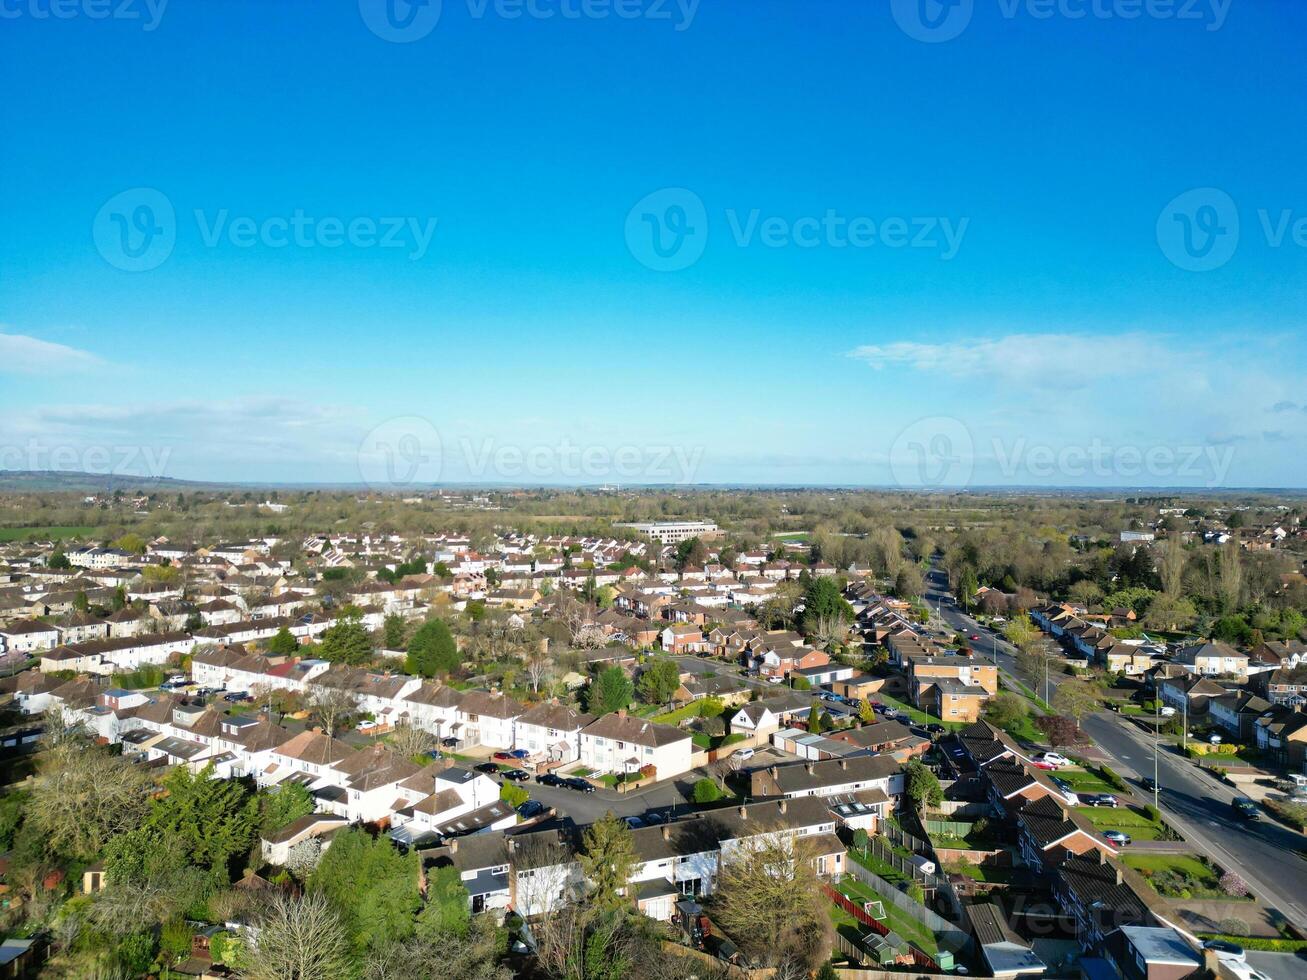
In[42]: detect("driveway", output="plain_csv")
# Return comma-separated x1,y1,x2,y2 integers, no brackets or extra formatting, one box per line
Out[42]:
1247,952,1307,980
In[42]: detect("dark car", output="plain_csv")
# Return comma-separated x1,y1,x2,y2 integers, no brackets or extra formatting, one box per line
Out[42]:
1082,794,1119,808
1232,797,1259,820
502,768,530,782
223,691,249,702
642,810,667,824
1102,830,1132,846
565,777,596,793
536,772,566,787
1141,776,1158,793
474,762,501,775
516,800,546,819
926,723,946,734
440,736,459,748
1202,939,1245,961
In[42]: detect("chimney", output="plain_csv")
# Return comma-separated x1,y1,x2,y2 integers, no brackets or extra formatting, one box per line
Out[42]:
1115,864,1123,885
806,761,815,775
778,799,787,814
617,708,627,719
738,805,748,819
839,759,848,771
447,838,458,854
662,825,671,841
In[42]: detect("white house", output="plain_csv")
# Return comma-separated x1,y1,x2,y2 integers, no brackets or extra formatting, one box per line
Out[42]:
578,711,692,780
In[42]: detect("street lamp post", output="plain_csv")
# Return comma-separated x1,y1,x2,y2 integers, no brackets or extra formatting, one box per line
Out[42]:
1153,718,1160,810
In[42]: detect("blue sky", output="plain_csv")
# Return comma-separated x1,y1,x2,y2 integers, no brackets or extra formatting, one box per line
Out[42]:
2,0,1305,488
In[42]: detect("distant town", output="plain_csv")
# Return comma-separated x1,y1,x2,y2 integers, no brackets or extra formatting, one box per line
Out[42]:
0,488,1303,978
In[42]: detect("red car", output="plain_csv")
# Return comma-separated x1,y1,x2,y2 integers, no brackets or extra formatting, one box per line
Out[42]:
492,751,515,762
1030,759,1058,770
969,634,981,641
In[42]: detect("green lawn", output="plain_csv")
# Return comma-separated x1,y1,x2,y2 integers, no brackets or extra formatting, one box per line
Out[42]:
948,862,1015,884
835,877,938,956
1123,853,1223,897
847,845,910,886
0,524,99,542
1055,769,1119,796
873,692,966,731
1075,804,1168,841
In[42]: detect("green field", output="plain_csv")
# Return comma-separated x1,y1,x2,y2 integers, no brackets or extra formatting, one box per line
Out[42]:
1055,769,1119,796
1123,853,1223,897
1075,804,1168,841
873,692,966,731
0,525,99,542
836,876,938,955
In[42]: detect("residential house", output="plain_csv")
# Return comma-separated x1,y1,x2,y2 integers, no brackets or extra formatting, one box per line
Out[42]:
578,710,692,779
1176,641,1249,680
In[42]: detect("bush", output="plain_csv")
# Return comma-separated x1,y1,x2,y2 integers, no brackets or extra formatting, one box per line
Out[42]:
692,778,723,804
1098,765,1128,792
500,782,529,809
1217,918,1251,937
1220,871,1249,898
1143,804,1162,823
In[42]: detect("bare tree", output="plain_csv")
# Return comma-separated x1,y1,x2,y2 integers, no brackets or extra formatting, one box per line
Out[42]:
306,684,357,735
28,742,151,860
240,890,354,980
1219,539,1243,611
1159,536,1187,597
807,612,851,653
523,644,554,694
712,828,831,975
387,720,436,758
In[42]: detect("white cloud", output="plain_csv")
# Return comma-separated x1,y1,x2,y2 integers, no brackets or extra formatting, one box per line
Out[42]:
0,330,103,374
847,332,1171,387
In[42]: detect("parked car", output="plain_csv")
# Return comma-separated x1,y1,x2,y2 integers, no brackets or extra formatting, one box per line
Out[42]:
642,810,666,824
440,736,460,748
1158,706,1177,717
1209,733,1223,745
1232,797,1259,820
356,719,381,733
1081,794,1119,808
926,723,946,734
1102,830,1132,846
1202,939,1245,963
223,691,249,702
474,762,501,775
536,772,566,787
502,768,531,782
166,673,187,685
1031,759,1058,770
517,800,546,819
767,675,784,685
623,816,645,829
882,709,899,721
735,747,755,761
1038,752,1071,767
564,777,596,793
492,751,517,762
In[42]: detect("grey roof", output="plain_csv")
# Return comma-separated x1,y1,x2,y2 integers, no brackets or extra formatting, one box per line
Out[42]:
1118,926,1202,967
